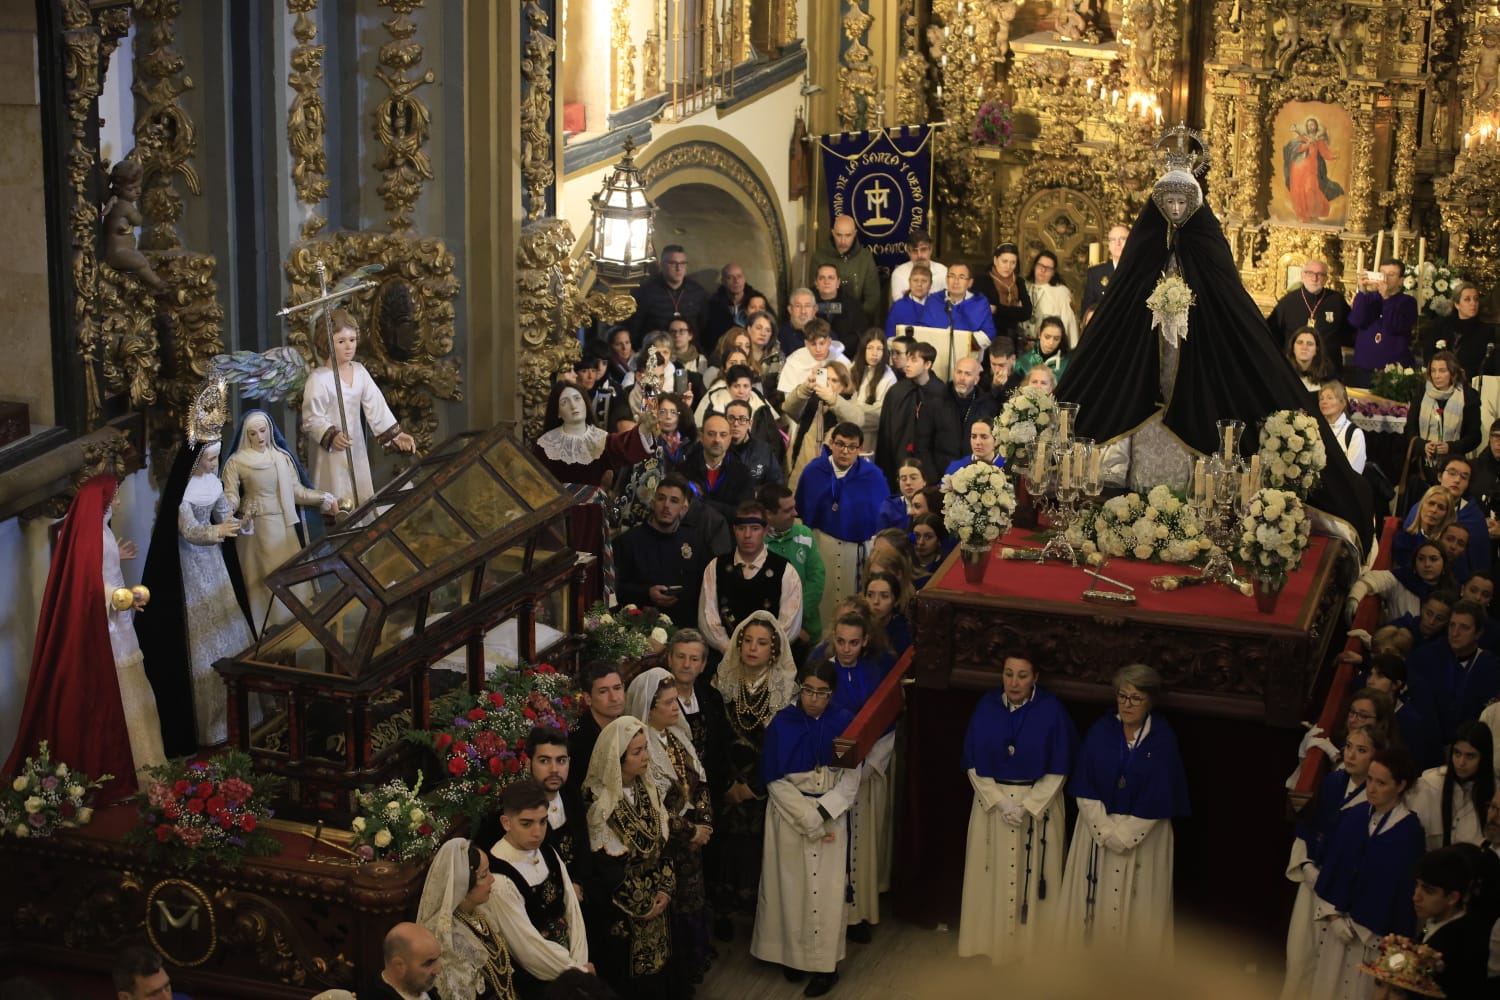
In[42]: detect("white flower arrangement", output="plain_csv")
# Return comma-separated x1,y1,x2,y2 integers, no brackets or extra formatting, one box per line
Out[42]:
350,774,449,863
993,386,1058,468
1063,484,1211,562
1417,258,1468,320
1258,409,1326,498
943,461,1017,550
1146,273,1197,348
1236,487,1312,584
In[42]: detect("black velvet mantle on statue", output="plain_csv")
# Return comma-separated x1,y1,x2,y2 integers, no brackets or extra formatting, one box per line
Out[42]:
137,443,253,758
1056,197,1373,552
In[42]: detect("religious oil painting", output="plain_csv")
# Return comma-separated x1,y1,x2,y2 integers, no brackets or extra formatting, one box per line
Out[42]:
1269,100,1351,228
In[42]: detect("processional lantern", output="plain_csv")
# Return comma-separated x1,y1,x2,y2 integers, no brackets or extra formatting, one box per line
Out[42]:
589,135,657,283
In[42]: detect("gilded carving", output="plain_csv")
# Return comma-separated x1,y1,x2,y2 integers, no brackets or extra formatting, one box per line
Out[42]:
516,219,633,439
611,0,634,110
287,0,329,240
373,0,436,231
928,0,999,255
837,1,878,132
520,1,557,223
893,1,927,127
131,0,202,253
285,234,462,454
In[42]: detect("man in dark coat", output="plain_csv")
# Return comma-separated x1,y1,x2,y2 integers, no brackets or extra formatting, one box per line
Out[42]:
1267,257,1351,360
629,244,709,343
1082,224,1130,317
875,342,963,491
700,261,764,356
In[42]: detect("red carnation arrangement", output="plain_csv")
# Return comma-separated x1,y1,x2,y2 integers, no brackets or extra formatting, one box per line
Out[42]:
127,751,282,869
406,660,580,829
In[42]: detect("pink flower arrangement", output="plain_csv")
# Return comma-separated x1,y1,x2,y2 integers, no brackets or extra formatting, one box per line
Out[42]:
972,101,1016,148
126,751,283,869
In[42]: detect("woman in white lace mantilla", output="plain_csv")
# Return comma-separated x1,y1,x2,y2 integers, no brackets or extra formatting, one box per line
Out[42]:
417,838,518,1000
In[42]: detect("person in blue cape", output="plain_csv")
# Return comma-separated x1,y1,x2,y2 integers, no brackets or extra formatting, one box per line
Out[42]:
1278,723,1386,1000
749,660,861,998
958,650,1077,965
1056,663,1190,957
1307,747,1426,998
822,609,895,944
795,421,889,634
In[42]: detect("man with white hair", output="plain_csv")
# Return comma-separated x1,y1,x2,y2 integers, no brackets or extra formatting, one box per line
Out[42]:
1268,256,1350,361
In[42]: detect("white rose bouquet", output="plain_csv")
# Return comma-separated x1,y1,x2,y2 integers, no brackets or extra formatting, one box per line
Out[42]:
0,740,108,838
1258,409,1326,498
1417,258,1465,318
1146,273,1196,348
350,775,449,862
1065,484,1212,563
993,386,1058,468
1236,487,1312,586
943,461,1016,550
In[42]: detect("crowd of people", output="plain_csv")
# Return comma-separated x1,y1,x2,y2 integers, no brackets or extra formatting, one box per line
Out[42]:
507,211,1500,997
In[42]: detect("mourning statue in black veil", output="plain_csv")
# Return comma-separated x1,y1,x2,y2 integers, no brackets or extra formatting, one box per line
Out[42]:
137,440,255,757
1055,139,1373,553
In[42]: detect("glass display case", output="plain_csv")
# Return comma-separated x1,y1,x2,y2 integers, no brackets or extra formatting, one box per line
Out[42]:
216,422,586,813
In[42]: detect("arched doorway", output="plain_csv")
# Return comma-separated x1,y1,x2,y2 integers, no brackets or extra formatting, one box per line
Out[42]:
652,183,778,311
637,136,791,311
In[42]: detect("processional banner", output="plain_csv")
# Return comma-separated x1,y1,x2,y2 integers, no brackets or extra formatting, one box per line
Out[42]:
817,125,934,276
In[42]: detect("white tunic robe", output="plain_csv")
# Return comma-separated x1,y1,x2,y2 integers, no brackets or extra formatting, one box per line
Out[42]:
847,730,895,926
1278,778,1366,1000
103,524,166,782
300,362,399,505
1056,799,1175,958
958,770,1067,964
751,763,863,974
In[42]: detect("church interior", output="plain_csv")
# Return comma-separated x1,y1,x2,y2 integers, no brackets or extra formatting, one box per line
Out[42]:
1,1,1500,999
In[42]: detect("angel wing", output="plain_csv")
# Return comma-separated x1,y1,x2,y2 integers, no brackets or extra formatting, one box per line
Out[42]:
307,263,386,328
213,346,312,402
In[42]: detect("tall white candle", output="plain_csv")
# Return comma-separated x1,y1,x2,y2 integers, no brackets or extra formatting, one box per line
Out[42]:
1375,230,1385,265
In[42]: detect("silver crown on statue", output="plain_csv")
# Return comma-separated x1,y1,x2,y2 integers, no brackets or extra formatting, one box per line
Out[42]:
1153,121,1210,178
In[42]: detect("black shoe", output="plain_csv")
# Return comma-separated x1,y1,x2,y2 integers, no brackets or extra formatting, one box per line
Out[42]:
846,920,872,943
713,916,734,941
783,966,806,983
805,972,839,997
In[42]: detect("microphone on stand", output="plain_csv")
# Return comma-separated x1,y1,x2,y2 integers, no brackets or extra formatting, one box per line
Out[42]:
945,297,956,382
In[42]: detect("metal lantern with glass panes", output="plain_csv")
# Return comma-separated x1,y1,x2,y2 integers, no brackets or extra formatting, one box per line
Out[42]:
589,135,657,283
216,421,589,816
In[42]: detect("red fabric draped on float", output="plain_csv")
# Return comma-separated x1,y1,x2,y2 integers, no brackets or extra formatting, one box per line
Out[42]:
3,476,138,799
931,527,1330,626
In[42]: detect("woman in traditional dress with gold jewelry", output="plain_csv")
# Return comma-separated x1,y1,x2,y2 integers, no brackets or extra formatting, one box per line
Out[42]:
221,409,338,633
583,716,677,1000
626,667,714,988
708,611,799,937
417,838,518,1000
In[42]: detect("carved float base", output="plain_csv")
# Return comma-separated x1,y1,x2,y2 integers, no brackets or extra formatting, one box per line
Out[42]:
0,805,424,998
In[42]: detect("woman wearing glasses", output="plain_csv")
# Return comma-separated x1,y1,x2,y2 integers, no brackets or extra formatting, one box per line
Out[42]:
1057,663,1190,957
751,659,861,998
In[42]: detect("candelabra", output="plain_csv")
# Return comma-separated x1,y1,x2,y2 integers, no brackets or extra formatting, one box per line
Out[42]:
1026,419,1102,567
1191,419,1258,588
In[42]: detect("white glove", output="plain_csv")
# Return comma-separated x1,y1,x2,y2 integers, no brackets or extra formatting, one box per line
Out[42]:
1344,596,1360,622
1330,916,1356,944
1102,829,1131,853
999,798,1027,827
1301,862,1320,888
321,492,337,512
